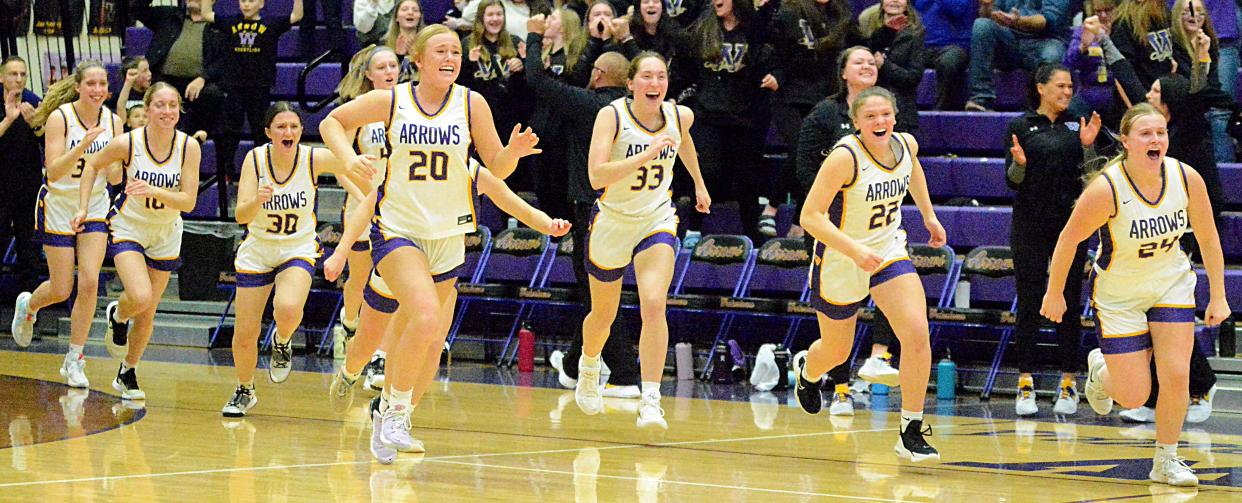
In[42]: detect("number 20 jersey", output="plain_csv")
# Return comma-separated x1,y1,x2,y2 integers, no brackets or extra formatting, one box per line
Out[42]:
598,98,680,219
1094,157,1191,280
826,133,913,250
377,82,477,240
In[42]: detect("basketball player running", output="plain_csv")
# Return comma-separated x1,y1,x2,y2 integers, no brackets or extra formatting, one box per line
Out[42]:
11,61,120,389
222,102,366,417
76,82,200,400
1041,103,1230,487
333,44,402,392
575,52,712,430
795,87,944,462
320,24,566,463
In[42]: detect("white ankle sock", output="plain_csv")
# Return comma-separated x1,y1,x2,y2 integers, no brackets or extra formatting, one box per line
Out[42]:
390,388,412,411
1155,442,1178,459
581,352,600,368
67,344,84,359
641,382,660,397
900,410,923,431
374,350,387,359
120,362,136,373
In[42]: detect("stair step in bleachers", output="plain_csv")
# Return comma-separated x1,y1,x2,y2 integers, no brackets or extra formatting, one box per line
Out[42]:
125,25,360,62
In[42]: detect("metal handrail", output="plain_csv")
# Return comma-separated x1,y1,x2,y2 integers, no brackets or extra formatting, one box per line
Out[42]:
297,49,343,112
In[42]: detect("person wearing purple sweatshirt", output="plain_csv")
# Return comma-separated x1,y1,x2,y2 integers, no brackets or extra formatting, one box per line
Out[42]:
912,0,973,109
1062,0,1114,78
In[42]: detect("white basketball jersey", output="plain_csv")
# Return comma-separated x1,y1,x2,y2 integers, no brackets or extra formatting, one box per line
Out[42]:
598,99,681,218
355,121,389,191
115,127,188,225
246,144,318,244
1094,157,1191,279
377,83,476,240
48,103,114,198
824,133,913,249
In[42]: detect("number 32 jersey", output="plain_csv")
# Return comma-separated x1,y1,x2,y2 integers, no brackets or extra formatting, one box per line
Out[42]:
377,82,477,240
598,98,680,219
245,143,318,244
1094,157,1191,280
827,133,913,250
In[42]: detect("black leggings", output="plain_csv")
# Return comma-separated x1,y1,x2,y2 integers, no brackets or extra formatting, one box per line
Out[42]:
1010,218,1088,374
769,101,816,206
684,121,766,243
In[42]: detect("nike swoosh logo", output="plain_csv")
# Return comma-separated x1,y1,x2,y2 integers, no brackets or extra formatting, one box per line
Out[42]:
1122,199,1132,205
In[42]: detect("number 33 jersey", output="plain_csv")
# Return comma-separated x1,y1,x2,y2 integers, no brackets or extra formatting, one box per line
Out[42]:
245,143,318,244
826,133,913,250
377,82,477,240
1094,157,1192,280
598,98,680,219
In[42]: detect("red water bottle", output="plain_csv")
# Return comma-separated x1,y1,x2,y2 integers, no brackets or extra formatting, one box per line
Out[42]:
518,324,535,372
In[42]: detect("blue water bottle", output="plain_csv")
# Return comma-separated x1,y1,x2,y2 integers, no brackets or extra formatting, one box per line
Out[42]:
937,351,957,400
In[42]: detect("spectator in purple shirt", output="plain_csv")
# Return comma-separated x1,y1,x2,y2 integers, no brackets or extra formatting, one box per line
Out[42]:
1062,0,1115,113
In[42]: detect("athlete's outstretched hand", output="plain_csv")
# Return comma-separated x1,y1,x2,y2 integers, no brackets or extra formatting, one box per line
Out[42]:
1040,291,1067,323
849,244,883,273
507,124,542,158
1205,297,1232,327
925,217,947,248
545,218,572,237
694,182,711,214
324,251,347,282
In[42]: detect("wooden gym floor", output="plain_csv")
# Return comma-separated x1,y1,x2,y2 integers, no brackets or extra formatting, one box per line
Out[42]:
2,347,1242,502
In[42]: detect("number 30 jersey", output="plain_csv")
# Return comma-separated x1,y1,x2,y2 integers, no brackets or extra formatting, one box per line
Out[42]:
598,98,680,219
826,133,913,250
377,82,477,240
1094,157,1191,279
245,143,318,244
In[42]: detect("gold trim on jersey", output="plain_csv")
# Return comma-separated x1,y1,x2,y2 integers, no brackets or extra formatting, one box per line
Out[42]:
265,144,302,187
142,127,180,167
65,102,103,130
1119,160,1167,208
410,83,455,120
853,133,904,173
622,100,668,135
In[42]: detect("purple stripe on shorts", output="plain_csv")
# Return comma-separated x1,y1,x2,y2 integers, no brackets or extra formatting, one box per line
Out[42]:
275,259,315,277
432,264,463,283
1097,332,1153,355
108,239,147,258
236,271,276,288
36,231,75,247
870,259,916,288
351,240,371,253
147,257,182,271
1095,312,1153,355
364,281,398,314
82,221,108,234
811,295,863,320
1147,306,1195,323
634,231,679,255
369,224,421,267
